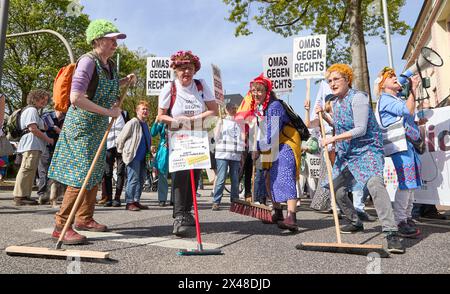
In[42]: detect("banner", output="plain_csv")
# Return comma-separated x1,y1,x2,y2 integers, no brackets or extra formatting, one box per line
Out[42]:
168,130,211,172
263,53,293,93
146,57,174,96
211,64,224,105
384,106,450,205
292,34,327,80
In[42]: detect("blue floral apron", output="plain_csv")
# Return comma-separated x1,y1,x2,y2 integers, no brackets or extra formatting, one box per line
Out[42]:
49,58,119,189
332,89,385,188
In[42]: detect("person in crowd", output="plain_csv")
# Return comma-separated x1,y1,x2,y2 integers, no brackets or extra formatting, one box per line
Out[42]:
48,19,135,245
36,110,64,205
151,117,169,207
117,101,151,211
304,81,335,212
211,102,245,211
0,156,8,182
318,63,404,254
157,50,218,236
13,90,53,206
250,74,302,231
374,66,421,237
0,93,8,182
99,110,128,207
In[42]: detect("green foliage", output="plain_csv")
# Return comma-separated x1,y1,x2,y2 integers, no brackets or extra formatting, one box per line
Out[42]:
2,0,91,113
223,0,410,65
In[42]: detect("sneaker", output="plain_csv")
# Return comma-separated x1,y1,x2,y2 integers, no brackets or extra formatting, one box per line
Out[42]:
14,197,38,206
422,211,447,220
125,203,140,211
397,221,420,238
357,211,377,222
74,219,108,232
38,194,50,205
104,200,113,207
340,223,364,234
182,212,196,226
212,203,220,211
112,200,121,207
173,216,188,236
159,201,166,207
407,218,417,228
385,232,405,254
52,226,87,245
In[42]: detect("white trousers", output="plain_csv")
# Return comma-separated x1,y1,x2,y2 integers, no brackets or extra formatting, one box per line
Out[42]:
393,189,415,224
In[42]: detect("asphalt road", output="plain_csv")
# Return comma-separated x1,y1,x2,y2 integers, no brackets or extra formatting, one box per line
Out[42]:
1,186,449,275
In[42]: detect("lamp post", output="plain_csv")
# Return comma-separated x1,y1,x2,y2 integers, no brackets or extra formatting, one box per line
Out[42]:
0,0,10,88
382,0,394,68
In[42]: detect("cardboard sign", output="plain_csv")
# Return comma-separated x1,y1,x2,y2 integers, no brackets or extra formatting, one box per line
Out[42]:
384,106,450,205
292,34,327,80
211,64,224,105
263,53,293,93
306,153,321,178
168,130,211,172
146,57,174,96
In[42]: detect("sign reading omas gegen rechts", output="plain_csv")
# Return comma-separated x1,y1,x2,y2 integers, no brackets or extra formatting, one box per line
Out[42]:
263,53,293,93
146,57,174,96
292,34,327,80
211,64,224,105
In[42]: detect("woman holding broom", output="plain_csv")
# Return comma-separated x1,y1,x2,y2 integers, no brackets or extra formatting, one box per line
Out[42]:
48,19,136,245
250,74,302,231
317,63,404,254
157,50,218,237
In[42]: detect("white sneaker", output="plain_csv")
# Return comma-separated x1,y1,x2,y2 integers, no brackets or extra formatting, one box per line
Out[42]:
254,201,261,205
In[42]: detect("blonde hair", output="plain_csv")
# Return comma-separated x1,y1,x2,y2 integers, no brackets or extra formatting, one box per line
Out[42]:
326,64,353,87
136,100,149,111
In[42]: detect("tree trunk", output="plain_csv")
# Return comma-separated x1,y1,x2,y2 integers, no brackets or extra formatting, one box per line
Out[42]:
348,0,372,104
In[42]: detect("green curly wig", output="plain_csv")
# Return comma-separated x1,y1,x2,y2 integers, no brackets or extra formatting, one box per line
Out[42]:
86,19,119,45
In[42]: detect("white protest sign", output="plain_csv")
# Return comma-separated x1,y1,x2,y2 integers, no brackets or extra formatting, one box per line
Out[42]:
384,106,450,205
263,53,293,93
146,57,174,96
292,34,327,80
168,130,211,172
211,64,224,105
306,153,321,178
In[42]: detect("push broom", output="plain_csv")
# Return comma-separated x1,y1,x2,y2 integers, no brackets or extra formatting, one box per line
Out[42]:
296,108,389,257
177,169,222,256
229,120,272,223
5,82,131,261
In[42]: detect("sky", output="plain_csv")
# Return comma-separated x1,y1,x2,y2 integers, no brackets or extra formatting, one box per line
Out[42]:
79,0,424,116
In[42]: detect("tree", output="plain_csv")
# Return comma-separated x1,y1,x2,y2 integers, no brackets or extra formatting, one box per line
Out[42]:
223,0,410,99
2,0,90,113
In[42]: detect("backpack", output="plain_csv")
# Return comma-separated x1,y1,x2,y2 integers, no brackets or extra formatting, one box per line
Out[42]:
53,52,106,113
169,79,203,114
270,98,310,141
5,106,31,141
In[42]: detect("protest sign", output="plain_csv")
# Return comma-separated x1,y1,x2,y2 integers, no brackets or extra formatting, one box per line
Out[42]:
146,57,174,96
263,53,293,93
292,34,327,80
168,130,211,172
211,64,224,105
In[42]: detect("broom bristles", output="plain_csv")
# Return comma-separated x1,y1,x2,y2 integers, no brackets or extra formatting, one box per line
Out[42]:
229,199,272,222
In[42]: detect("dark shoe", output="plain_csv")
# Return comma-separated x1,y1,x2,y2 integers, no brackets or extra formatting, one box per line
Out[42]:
212,203,220,211
407,218,417,228
397,221,420,238
340,223,364,234
112,200,121,207
134,202,149,210
422,211,447,220
182,212,196,227
104,200,113,207
262,208,284,224
158,201,166,207
357,211,377,222
38,194,50,205
14,197,38,206
75,219,108,232
126,203,140,211
385,232,405,254
277,212,298,231
173,216,188,236
52,227,87,245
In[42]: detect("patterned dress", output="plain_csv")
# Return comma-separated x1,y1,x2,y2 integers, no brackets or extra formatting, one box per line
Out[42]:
331,89,384,188
259,100,301,203
378,93,421,189
48,59,119,189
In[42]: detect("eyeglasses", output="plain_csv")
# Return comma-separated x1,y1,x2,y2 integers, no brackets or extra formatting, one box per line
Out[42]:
251,89,266,95
177,65,195,72
327,77,345,85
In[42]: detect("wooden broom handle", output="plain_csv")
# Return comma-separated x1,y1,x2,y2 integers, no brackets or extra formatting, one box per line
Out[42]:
318,112,342,244
56,82,131,249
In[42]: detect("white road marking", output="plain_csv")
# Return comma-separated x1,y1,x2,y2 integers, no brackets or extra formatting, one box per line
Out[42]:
34,228,222,250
